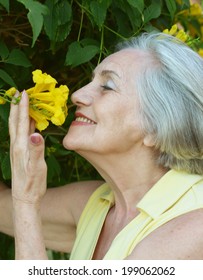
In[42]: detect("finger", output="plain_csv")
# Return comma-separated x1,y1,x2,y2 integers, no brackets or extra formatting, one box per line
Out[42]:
29,133,45,164
9,91,20,144
30,118,36,135
17,90,30,139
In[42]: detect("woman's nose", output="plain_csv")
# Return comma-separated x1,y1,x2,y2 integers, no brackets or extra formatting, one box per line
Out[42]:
71,84,93,106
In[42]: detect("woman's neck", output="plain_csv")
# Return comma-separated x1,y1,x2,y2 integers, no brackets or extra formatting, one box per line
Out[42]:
80,147,169,214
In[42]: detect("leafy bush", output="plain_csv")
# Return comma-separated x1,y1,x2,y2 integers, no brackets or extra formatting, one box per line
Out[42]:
0,0,202,259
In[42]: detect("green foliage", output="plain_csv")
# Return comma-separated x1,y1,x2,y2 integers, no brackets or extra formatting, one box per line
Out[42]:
65,40,100,67
166,0,177,19
0,0,9,12
44,0,72,43
0,0,203,259
17,0,49,47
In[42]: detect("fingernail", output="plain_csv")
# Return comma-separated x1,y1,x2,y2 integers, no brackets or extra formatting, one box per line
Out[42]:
30,134,41,145
22,90,26,99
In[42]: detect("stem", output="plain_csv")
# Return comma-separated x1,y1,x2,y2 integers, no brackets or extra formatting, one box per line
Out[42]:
103,25,126,40
131,23,144,38
0,92,20,104
77,8,84,42
97,25,104,65
75,156,80,181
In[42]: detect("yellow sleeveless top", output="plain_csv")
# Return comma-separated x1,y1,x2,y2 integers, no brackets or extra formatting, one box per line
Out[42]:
70,170,203,260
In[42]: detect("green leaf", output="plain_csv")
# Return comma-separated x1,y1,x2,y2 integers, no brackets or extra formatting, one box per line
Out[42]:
90,0,111,29
127,0,144,13
0,69,17,87
0,102,10,123
0,121,8,142
143,23,159,33
0,40,9,60
6,49,31,67
46,154,61,183
0,0,9,12
27,12,44,47
166,0,177,19
112,0,142,30
1,153,11,180
80,38,100,48
178,0,190,8
143,1,161,24
17,0,48,47
65,41,100,67
44,0,72,42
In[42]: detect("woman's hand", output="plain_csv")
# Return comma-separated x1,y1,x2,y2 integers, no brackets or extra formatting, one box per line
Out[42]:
9,90,48,259
9,90,47,204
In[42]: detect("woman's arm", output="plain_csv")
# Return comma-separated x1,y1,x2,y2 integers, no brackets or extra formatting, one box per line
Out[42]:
0,180,102,255
9,91,48,259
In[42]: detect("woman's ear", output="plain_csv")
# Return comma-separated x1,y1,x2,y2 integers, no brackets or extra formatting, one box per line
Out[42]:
143,134,155,147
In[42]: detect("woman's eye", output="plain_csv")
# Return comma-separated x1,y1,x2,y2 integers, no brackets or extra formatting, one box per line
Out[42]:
101,80,115,91
101,85,113,91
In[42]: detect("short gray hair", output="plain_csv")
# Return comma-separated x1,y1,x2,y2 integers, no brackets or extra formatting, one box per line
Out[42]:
117,33,203,175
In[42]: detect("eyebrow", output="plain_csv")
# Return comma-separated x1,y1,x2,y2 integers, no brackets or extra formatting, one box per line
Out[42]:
92,69,120,79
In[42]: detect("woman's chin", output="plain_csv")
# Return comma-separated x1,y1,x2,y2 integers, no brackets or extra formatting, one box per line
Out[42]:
62,135,76,150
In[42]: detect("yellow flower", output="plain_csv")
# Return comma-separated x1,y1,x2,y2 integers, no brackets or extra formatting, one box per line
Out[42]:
198,48,203,57
186,3,202,16
178,3,202,17
0,70,69,131
0,87,17,104
5,87,17,97
27,69,69,131
163,24,178,36
0,98,6,104
163,24,189,43
175,29,188,42
29,107,49,131
32,69,57,92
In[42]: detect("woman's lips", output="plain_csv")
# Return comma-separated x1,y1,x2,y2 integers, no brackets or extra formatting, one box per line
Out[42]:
71,112,96,126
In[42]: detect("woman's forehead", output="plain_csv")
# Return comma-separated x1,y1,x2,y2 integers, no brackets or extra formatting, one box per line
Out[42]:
94,49,149,76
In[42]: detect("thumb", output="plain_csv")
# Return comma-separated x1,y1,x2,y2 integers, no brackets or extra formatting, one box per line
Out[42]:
29,133,45,162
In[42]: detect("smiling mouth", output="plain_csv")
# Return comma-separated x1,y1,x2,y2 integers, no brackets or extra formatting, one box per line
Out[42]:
75,116,96,124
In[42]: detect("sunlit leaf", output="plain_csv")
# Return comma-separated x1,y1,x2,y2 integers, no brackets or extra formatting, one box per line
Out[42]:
6,49,31,67
90,0,111,29
17,0,48,47
166,0,177,19
143,1,161,23
0,40,9,60
44,0,72,42
0,69,17,87
0,0,9,12
127,0,144,13
65,41,100,67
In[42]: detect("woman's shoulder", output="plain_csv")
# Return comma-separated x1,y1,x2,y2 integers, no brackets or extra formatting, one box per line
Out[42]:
128,208,203,260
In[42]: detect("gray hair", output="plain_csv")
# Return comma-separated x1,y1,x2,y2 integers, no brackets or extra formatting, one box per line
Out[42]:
117,33,203,175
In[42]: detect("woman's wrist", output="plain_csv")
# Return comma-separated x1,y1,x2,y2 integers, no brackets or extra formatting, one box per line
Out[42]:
13,198,47,259
12,199,41,227
12,196,41,207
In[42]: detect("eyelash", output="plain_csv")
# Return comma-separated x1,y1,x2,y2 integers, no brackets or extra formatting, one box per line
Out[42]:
101,85,113,91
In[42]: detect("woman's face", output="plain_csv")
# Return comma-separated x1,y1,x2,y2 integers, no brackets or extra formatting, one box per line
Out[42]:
63,49,149,156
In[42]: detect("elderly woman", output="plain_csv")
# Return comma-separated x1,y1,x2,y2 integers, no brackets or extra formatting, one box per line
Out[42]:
1,32,203,260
